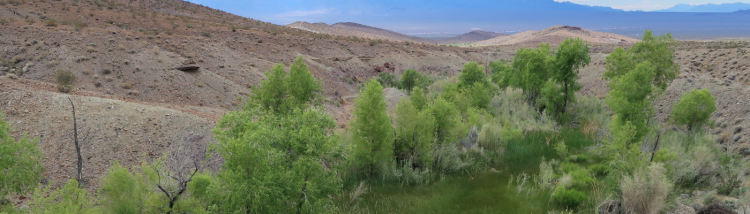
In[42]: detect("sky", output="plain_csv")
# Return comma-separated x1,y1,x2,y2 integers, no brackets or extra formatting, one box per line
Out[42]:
183,0,750,34
557,0,750,11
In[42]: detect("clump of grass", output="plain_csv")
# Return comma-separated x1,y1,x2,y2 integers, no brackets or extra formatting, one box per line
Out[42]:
45,19,58,27
55,70,76,93
121,82,131,89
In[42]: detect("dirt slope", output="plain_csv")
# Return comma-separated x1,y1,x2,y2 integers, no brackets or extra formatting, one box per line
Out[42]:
439,31,508,44
287,21,434,43
475,25,639,45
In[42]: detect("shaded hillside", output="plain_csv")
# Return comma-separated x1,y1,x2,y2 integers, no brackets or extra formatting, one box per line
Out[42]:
475,25,639,46
439,31,507,44
287,21,434,43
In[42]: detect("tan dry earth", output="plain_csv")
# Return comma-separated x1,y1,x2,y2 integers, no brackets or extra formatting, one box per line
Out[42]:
287,21,434,43
475,25,640,46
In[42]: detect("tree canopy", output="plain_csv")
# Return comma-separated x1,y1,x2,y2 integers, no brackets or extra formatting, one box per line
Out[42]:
0,111,44,200
350,80,395,176
606,61,657,144
670,89,716,131
604,30,679,92
249,56,322,114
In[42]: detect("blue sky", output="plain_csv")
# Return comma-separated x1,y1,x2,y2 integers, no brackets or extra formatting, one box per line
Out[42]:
557,0,750,11
183,0,750,33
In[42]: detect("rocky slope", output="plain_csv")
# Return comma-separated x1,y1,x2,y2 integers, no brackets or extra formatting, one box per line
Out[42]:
287,21,434,43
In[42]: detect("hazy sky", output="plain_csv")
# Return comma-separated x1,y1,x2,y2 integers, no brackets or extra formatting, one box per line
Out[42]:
556,0,750,11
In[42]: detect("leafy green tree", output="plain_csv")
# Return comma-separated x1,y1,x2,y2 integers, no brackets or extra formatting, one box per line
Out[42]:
351,80,395,176
502,43,554,104
0,111,44,201
604,30,679,92
98,161,147,214
545,37,590,115
457,62,490,89
29,179,98,214
287,56,323,107
429,98,461,144
670,89,717,132
489,60,511,87
249,56,322,114
606,62,656,144
377,72,401,88
401,69,428,94
466,83,491,110
394,99,436,169
213,107,341,213
410,87,427,111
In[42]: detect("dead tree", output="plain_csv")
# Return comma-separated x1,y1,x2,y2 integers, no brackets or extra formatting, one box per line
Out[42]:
151,138,203,214
68,97,83,185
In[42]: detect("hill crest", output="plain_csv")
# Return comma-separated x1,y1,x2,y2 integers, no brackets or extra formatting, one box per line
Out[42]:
475,25,639,46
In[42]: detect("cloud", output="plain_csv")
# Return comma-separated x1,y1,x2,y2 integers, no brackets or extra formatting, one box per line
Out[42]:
610,1,672,11
470,28,482,30
275,8,334,17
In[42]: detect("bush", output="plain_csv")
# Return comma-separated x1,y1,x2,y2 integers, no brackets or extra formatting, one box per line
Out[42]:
121,82,132,89
377,72,400,88
55,70,75,93
45,19,57,27
621,163,671,214
553,187,587,210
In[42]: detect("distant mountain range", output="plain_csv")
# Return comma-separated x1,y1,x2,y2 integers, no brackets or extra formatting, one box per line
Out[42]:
656,2,750,12
438,31,508,44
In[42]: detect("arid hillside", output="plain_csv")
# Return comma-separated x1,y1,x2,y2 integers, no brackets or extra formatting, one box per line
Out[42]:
476,25,640,46
438,30,508,44
287,21,434,43
0,0,488,193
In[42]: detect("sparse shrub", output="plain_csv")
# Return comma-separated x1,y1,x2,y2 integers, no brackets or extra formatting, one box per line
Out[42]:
55,70,76,93
201,32,211,38
45,19,58,27
621,163,671,214
6,73,18,80
377,72,400,88
12,55,24,64
46,60,59,68
121,82,131,89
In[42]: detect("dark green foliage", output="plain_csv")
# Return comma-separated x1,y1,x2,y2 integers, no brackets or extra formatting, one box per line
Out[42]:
553,187,587,210
489,60,511,87
588,164,609,177
249,56,322,114
400,69,430,93
351,80,395,176
466,83,491,109
543,37,590,117
506,43,553,103
0,111,44,200
378,72,401,88
670,89,716,132
604,30,680,92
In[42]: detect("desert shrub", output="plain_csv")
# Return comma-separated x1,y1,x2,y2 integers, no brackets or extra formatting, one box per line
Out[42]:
663,132,720,187
121,82,132,89
28,179,97,213
377,72,400,88
621,163,671,214
45,19,58,27
55,70,76,93
553,186,587,210
477,122,503,151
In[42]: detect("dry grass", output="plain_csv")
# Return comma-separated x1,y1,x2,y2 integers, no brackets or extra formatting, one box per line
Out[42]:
121,82,132,89
621,163,671,214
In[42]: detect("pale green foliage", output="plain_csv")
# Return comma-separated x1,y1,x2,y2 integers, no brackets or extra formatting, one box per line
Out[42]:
659,131,721,187
409,87,427,111
98,161,148,214
604,30,680,92
29,179,98,214
0,111,44,199
489,88,556,133
543,37,590,116
351,80,395,176
606,62,656,143
394,99,436,169
541,80,566,117
602,118,646,174
621,163,672,214
670,89,716,131
187,173,213,202
477,122,503,151
554,141,568,157
250,56,322,114
213,107,341,213
457,62,490,89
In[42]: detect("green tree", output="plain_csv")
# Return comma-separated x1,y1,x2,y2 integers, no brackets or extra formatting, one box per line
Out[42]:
249,56,322,114
545,37,590,115
670,89,716,132
604,30,679,92
351,80,395,176
429,98,460,144
457,62,490,89
466,83,491,110
502,43,554,104
394,99,436,169
410,87,427,111
606,62,656,144
29,179,98,214
213,107,341,213
489,60,511,87
401,69,426,93
377,72,401,88
0,111,44,201
98,161,147,214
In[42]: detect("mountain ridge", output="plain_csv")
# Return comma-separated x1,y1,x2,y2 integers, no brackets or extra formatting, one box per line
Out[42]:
655,2,750,12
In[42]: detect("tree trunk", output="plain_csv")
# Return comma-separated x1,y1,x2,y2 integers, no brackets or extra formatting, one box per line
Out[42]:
297,176,309,214
68,97,83,186
649,130,662,163
562,81,569,113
